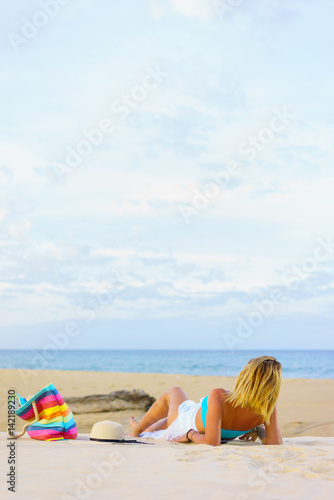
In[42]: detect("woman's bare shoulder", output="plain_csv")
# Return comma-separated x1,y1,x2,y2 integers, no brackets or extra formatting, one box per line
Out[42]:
209,388,230,399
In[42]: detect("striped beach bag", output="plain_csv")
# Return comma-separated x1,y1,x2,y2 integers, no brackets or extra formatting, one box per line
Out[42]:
10,383,77,441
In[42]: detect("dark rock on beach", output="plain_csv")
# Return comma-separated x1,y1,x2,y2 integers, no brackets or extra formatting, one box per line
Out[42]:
66,389,156,414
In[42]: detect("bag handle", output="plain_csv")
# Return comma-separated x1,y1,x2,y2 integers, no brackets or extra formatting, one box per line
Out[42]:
9,401,39,439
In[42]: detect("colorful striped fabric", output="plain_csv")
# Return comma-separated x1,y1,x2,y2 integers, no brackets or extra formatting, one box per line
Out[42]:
15,383,77,441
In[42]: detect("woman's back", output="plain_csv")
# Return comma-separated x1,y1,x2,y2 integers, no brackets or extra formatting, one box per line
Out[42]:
196,389,264,436
221,389,264,430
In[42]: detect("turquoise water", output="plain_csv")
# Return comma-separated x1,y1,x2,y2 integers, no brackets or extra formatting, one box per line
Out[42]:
0,349,333,378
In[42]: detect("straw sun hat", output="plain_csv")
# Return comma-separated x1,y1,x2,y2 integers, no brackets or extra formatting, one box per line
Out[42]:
90,420,125,442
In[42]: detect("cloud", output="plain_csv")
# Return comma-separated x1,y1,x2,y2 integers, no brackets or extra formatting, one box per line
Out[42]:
170,0,215,19
0,142,47,184
2,231,333,327
2,0,334,348
149,0,215,19
149,1,170,19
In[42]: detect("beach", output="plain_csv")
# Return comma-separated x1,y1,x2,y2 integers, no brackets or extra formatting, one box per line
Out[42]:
1,369,334,499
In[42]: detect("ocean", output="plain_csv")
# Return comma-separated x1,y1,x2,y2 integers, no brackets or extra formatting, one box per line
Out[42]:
0,349,333,379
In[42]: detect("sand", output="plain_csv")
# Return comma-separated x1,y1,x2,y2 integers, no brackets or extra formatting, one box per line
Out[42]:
0,369,334,499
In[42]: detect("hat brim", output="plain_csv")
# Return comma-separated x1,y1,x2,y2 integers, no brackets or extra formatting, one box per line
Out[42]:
90,438,153,444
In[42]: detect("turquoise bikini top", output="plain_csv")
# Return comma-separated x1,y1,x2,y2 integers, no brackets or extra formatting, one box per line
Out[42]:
201,395,252,439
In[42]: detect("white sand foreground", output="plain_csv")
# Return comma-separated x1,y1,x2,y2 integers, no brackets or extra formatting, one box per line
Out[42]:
1,432,334,500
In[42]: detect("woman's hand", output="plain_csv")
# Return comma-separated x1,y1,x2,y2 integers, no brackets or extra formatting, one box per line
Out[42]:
171,432,191,443
239,425,265,442
239,429,258,442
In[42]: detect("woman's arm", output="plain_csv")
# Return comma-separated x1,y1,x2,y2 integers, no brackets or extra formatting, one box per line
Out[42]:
173,389,223,446
261,405,283,445
239,407,282,445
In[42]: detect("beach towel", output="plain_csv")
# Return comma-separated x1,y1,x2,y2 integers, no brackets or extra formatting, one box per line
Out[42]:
10,383,77,441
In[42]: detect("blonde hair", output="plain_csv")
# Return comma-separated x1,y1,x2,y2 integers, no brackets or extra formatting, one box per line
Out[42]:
225,356,282,424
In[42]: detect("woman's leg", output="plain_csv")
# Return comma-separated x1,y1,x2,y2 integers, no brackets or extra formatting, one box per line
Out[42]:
129,386,188,437
130,416,168,432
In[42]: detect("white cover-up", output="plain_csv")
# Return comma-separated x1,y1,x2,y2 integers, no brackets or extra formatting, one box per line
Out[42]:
140,399,203,441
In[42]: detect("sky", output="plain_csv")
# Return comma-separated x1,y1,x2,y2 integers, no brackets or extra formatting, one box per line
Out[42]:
1,0,334,350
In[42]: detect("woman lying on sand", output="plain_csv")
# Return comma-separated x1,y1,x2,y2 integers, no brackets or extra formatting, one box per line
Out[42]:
129,356,283,446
